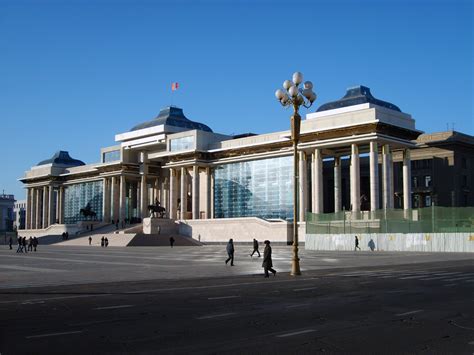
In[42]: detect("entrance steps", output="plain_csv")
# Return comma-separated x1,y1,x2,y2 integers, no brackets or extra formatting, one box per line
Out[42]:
127,233,202,247
56,233,137,247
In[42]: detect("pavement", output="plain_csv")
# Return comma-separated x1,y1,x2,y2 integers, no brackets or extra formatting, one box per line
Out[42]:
0,245,473,354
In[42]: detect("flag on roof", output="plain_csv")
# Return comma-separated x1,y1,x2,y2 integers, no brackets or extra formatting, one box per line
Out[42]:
171,82,179,91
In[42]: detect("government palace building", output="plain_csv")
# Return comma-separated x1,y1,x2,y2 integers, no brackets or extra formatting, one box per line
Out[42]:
19,86,474,242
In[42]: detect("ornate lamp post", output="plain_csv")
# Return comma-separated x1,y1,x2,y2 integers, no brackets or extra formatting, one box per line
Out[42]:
275,72,316,276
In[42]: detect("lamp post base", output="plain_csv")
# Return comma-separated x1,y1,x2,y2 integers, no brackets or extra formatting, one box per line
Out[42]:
291,243,301,276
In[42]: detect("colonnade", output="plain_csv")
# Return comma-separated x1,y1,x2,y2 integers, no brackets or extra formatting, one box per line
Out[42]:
25,185,62,230
298,142,412,221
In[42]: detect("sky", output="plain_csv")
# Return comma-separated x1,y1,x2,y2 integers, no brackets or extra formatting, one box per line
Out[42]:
0,0,472,200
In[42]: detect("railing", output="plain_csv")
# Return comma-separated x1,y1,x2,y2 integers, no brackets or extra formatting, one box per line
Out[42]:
306,206,474,234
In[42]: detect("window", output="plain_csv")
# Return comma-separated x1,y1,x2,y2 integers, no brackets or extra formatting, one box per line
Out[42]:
103,150,120,163
425,195,431,207
462,157,467,169
170,136,194,152
462,175,468,187
424,175,432,187
412,176,419,188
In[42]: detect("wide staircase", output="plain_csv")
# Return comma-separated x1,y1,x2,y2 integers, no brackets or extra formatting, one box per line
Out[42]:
55,218,202,247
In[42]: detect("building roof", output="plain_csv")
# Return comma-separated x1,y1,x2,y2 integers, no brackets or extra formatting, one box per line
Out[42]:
130,106,213,133
316,85,402,112
37,151,85,167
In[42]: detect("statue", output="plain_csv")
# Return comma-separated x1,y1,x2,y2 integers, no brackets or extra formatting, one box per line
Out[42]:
148,199,166,218
80,203,97,220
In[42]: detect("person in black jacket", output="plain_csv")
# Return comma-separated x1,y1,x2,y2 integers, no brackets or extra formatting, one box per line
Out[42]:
250,238,261,257
262,240,276,278
225,239,234,266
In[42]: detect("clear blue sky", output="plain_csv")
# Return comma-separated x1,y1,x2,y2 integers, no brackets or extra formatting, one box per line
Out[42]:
1,0,472,200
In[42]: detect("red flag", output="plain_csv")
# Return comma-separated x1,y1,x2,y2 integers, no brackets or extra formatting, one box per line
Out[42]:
171,82,179,91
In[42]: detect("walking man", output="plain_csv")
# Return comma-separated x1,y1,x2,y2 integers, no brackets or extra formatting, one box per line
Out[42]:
354,235,361,251
262,240,276,278
88,236,92,245
105,237,109,247
8,236,12,250
250,238,261,257
33,237,38,252
16,236,23,253
101,236,105,247
169,236,175,248
225,238,235,266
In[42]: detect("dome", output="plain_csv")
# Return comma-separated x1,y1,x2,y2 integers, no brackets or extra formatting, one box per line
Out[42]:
37,151,85,167
317,86,401,112
130,106,213,132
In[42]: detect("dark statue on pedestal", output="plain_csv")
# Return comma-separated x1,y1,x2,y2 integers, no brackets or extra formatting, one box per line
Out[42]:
80,203,97,220
148,198,166,218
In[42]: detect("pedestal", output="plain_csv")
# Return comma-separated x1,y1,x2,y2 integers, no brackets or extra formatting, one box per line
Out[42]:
143,217,161,235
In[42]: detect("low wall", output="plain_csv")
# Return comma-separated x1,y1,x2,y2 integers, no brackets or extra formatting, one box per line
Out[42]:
179,218,305,243
305,233,474,253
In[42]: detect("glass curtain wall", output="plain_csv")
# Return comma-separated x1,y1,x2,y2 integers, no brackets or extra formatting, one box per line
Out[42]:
64,181,103,224
214,155,293,220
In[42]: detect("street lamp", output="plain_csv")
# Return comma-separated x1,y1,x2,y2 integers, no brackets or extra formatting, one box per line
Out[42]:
275,72,317,276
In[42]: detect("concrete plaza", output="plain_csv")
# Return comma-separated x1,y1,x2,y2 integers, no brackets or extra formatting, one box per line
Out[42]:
0,245,473,354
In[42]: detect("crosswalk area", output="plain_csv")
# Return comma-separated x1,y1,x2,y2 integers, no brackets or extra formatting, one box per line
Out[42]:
331,268,474,286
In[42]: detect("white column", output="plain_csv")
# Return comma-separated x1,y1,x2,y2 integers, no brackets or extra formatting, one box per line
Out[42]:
103,178,111,223
298,152,307,221
204,167,211,219
111,177,119,222
369,141,380,211
312,149,323,214
59,186,65,224
192,165,200,219
42,186,48,228
389,150,394,208
382,144,392,210
48,185,54,225
25,188,31,229
210,168,215,219
140,175,147,218
169,169,177,219
120,175,126,223
334,157,341,213
35,188,41,228
403,149,412,211
350,144,360,212
180,167,187,219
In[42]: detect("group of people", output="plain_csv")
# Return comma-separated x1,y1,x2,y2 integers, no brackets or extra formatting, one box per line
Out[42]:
225,238,276,278
354,235,376,251
13,236,38,253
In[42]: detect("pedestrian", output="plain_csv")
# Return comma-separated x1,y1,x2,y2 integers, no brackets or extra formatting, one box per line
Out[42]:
101,236,105,247
28,237,33,251
22,237,28,253
225,238,235,266
105,237,109,247
88,236,92,245
9,236,12,250
169,236,175,248
262,240,276,277
16,236,23,253
368,238,376,251
115,220,119,230
33,237,38,252
354,235,361,251
250,238,261,257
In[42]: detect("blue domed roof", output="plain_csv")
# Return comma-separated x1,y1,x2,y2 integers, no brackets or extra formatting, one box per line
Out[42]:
130,106,213,132
317,86,401,112
37,151,85,167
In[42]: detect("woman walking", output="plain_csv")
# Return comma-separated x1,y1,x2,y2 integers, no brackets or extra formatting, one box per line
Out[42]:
262,240,276,278
225,238,235,266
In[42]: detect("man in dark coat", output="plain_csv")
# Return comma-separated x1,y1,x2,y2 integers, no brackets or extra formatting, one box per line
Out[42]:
169,236,175,248
33,237,38,252
22,237,28,253
250,238,261,257
225,238,234,266
262,240,276,278
8,236,12,250
354,235,361,251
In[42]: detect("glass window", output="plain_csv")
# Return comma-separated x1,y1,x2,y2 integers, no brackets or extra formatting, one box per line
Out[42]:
424,175,432,187
412,176,418,188
214,156,293,220
425,195,431,207
103,150,120,163
170,136,194,152
64,181,103,224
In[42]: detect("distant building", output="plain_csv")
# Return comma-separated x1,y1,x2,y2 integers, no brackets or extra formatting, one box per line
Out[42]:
14,199,26,230
0,194,15,231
